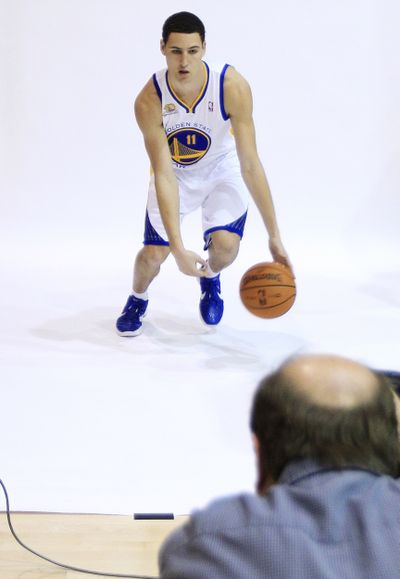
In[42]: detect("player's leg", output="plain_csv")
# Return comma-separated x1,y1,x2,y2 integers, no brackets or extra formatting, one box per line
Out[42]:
207,229,241,273
116,244,170,337
199,162,248,326
199,219,246,326
133,244,170,293
116,202,170,336
201,230,240,324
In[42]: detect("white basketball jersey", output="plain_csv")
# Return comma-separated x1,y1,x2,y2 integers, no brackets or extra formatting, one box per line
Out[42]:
152,62,237,172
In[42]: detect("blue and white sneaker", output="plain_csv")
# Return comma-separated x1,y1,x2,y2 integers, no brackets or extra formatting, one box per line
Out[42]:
199,274,224,325
116,295,148,336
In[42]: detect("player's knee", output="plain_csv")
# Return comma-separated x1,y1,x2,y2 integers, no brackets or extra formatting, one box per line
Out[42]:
220,243,239,264
138,245,170,268
210,232,240,265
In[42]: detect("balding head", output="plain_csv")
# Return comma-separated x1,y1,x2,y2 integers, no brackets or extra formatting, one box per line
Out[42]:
250,354,400,488
281,354,380,409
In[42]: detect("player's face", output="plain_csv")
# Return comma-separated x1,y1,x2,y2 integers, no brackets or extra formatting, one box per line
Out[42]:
161,32,206,83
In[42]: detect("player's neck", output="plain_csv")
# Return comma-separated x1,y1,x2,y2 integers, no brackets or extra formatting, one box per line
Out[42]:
169,62,206,107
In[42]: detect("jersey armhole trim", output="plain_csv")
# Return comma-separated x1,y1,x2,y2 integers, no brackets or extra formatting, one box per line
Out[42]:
220,64,231,121
152,73,162,101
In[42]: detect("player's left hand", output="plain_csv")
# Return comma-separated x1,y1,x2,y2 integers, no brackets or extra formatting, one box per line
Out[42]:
173,248,208,277
269,237,295,276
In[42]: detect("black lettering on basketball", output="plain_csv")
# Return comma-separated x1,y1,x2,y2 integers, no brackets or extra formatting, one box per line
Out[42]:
243,273,282,285
257,289,267,306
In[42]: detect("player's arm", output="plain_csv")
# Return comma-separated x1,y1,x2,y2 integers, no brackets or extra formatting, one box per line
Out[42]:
135,80,206,276
224,68,292,271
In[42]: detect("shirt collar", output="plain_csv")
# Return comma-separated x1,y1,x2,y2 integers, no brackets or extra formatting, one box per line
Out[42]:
278,459,380,486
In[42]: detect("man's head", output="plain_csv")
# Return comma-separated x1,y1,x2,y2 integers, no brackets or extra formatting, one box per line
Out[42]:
250,354,400,493
160,13,206,84
162,12,205,44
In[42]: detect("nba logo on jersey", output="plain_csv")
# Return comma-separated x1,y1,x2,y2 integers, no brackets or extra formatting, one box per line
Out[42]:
208,101,214,112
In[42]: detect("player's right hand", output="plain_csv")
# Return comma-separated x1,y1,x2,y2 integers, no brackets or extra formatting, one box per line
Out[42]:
269,237,295,278
173,249,207,277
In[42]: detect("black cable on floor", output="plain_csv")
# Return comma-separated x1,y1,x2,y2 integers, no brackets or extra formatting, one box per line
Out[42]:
0,479,158,579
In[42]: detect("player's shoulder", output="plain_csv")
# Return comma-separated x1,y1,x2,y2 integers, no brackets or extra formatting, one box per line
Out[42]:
222,66,252,117
224,65,251,95
134,77,162,120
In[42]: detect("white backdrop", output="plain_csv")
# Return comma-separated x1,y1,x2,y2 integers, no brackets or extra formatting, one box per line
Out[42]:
1,0,400,515
2,0,399,262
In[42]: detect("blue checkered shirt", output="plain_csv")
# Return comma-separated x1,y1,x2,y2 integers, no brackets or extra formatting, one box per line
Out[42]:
159,460,400,578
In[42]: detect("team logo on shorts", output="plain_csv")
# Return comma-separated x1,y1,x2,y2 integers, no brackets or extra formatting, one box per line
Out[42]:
167,128,211,165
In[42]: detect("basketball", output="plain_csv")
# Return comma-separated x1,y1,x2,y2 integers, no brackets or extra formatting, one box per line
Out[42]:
239,261,296,318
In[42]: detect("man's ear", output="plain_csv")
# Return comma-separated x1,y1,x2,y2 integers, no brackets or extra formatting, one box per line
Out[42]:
252,434,260,456
253,434,273,495
160,39,166,55
393,392,400,441
252,435,264,493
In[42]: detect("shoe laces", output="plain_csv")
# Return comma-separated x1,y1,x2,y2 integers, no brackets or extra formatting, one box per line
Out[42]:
125,297,147,316
200,275,221,298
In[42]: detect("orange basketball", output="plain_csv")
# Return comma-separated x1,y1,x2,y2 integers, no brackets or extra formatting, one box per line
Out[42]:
239,261,296,318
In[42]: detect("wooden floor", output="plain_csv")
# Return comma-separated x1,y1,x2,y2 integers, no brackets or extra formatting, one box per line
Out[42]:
0,511,187,578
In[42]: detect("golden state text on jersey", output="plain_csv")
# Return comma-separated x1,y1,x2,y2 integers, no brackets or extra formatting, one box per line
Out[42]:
152,62,236,170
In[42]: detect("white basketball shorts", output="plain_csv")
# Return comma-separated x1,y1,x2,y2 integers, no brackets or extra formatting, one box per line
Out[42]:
144,150,249,248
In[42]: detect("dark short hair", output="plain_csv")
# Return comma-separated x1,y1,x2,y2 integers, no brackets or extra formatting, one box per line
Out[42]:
162,12,205,44
250,368,400,481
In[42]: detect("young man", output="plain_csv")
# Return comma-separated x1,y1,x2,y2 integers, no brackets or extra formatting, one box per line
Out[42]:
159,355,400,578
116,12,291,336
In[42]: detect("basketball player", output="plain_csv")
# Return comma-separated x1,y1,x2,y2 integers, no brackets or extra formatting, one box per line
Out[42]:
116,12,292,336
